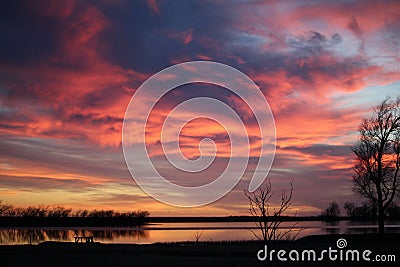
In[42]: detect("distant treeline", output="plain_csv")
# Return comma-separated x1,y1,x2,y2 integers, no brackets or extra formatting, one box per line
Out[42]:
0,201,149,227
343,201,400,218
320,201,400,220
146,216,334,223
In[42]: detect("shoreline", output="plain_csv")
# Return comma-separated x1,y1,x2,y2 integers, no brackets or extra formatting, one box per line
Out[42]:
1,234,399,266
2,216,399,228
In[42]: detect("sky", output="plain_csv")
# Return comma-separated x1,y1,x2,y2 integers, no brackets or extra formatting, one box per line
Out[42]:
0,0,399,216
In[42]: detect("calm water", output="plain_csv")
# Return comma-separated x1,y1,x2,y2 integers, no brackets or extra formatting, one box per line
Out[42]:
1,220,400,245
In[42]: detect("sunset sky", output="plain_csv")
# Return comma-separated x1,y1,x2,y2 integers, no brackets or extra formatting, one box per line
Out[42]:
1,0,400,216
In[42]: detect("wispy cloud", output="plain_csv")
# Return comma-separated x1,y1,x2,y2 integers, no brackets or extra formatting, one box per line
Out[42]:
146,0,160,15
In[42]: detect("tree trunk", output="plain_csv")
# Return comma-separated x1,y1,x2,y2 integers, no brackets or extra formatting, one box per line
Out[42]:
376,178,384,234
378,204,385,234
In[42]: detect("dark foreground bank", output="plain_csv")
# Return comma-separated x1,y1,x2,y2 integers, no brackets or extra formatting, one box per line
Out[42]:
1,234,399,267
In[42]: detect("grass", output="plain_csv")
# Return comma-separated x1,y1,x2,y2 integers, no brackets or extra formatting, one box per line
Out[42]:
0,233,399,267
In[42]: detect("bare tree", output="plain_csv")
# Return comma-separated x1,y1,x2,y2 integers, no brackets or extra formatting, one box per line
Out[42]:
352,96,400,234
194,230,203,244
244,179,301,241
321,201,341,218
343,202,355,217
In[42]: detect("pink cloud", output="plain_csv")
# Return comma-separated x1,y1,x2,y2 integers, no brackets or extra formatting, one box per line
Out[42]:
146,0,160,15
165,28,194,45
197,54,212,61
0,1,147,147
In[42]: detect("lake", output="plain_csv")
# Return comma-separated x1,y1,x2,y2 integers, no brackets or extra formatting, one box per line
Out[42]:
1,220,400,245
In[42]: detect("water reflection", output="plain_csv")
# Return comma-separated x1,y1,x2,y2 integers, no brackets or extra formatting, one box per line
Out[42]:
0,228,148,245
1,221,400,245
324,221,340,234
321,220,400,235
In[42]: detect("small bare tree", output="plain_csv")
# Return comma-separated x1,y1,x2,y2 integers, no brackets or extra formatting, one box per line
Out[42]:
321,201,341,218
194,230,203,244
244,179,301,241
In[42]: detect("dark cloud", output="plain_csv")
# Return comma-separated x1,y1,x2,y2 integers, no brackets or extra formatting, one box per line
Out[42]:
286,31,343,55
0,175,91,192
347,16,365,52
67,113,123,125
282,144,352,158
348,16,363,38
96,0,239,71
0,1,58,65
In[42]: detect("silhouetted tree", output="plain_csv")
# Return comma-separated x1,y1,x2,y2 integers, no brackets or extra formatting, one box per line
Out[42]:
321,201,340,218
343,202,355,217
194,230,203,245
352,201,377,218
130,210,150,219
385,202,400,217
74,209,90,217
244,179,301,241
352,96,400,234
0,201,13,216
0,201,149,225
